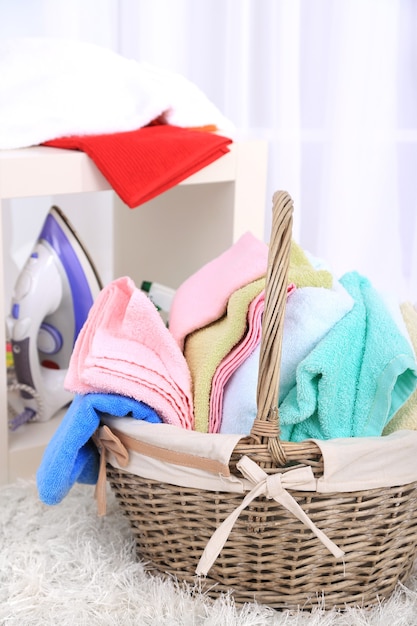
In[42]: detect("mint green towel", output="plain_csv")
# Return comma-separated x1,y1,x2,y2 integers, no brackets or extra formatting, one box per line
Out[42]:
279,271,417,441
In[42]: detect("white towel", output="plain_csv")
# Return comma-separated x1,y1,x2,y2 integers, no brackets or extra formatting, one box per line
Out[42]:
0,37,235,150
220,282,354,434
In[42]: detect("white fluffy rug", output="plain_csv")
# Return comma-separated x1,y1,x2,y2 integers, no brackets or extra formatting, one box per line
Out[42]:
1,479,417,626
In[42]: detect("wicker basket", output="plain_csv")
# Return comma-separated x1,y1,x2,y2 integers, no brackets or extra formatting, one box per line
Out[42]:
104,191,417,611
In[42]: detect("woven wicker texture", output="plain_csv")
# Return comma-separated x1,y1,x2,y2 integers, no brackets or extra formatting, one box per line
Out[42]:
106,191,417,611
107,468,417,610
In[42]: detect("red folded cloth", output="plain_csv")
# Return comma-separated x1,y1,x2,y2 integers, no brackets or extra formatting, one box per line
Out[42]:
43,125,233,208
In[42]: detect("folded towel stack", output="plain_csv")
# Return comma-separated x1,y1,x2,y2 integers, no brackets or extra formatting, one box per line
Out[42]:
36,231,417,506
170,239,417,440
184,278,266,433
220,280,355,434
65,275,194,429
36,275,194,505
279,271,417,441
1,38,235,207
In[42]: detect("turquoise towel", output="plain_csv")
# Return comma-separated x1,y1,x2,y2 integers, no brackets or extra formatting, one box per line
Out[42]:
36,393,162,505
279,271,417,441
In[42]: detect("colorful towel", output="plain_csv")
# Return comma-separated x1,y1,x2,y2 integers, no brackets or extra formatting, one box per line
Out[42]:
383,302,417,434
208,290,265,434
185,278,265,432
65,276,194,429
36,393,162,505
169,232,269,350
44,125,232,208
219,281,354,434
279,282,354,400
209,283,297,433
280,271,417,441
220,344,260,435
288,241,333,289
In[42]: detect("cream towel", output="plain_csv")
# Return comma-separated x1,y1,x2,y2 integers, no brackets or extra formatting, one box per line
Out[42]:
383,302,417,434
289,241,333,289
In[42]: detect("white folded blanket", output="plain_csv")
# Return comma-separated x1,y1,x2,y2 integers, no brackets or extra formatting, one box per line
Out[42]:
0,37,235,150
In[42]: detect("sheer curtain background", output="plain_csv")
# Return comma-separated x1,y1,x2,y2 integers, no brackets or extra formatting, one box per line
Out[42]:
1,0,416,304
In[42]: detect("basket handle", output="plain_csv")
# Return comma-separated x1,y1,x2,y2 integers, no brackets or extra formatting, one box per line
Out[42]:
250,190,293,463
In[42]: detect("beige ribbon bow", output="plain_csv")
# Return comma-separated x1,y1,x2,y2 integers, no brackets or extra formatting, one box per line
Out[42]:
196,455,344,576
92,425,130,516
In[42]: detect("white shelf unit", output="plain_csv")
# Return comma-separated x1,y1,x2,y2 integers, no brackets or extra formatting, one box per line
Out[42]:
0,140,268,484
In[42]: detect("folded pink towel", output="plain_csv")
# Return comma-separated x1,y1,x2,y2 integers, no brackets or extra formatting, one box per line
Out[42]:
185,278,265,432
208,290,264,433
169,232,269,350
65,276,194,429
209,282,296,433
65,277,131,393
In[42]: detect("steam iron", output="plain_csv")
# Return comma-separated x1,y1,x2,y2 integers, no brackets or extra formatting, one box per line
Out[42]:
7,205,102,429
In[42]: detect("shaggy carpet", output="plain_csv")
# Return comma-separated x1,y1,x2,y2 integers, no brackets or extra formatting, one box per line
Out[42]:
1,479,417,626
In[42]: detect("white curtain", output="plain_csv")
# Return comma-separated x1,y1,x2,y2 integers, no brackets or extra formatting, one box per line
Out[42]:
1,0,416,302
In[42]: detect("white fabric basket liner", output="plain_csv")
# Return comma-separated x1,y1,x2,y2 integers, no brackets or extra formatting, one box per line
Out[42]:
100,415,417,494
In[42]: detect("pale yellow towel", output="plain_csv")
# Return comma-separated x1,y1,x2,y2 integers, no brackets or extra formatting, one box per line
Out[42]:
185,278,265,433
383,301,417,434
289,241,333,289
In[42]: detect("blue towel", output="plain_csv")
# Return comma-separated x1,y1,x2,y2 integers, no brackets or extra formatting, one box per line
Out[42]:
36,393,162,505
279,271,417,441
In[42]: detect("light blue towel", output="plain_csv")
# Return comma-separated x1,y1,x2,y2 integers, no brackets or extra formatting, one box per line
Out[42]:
279,271,417,441
220,282,354,435
220,344,259,434
36,393,162,505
